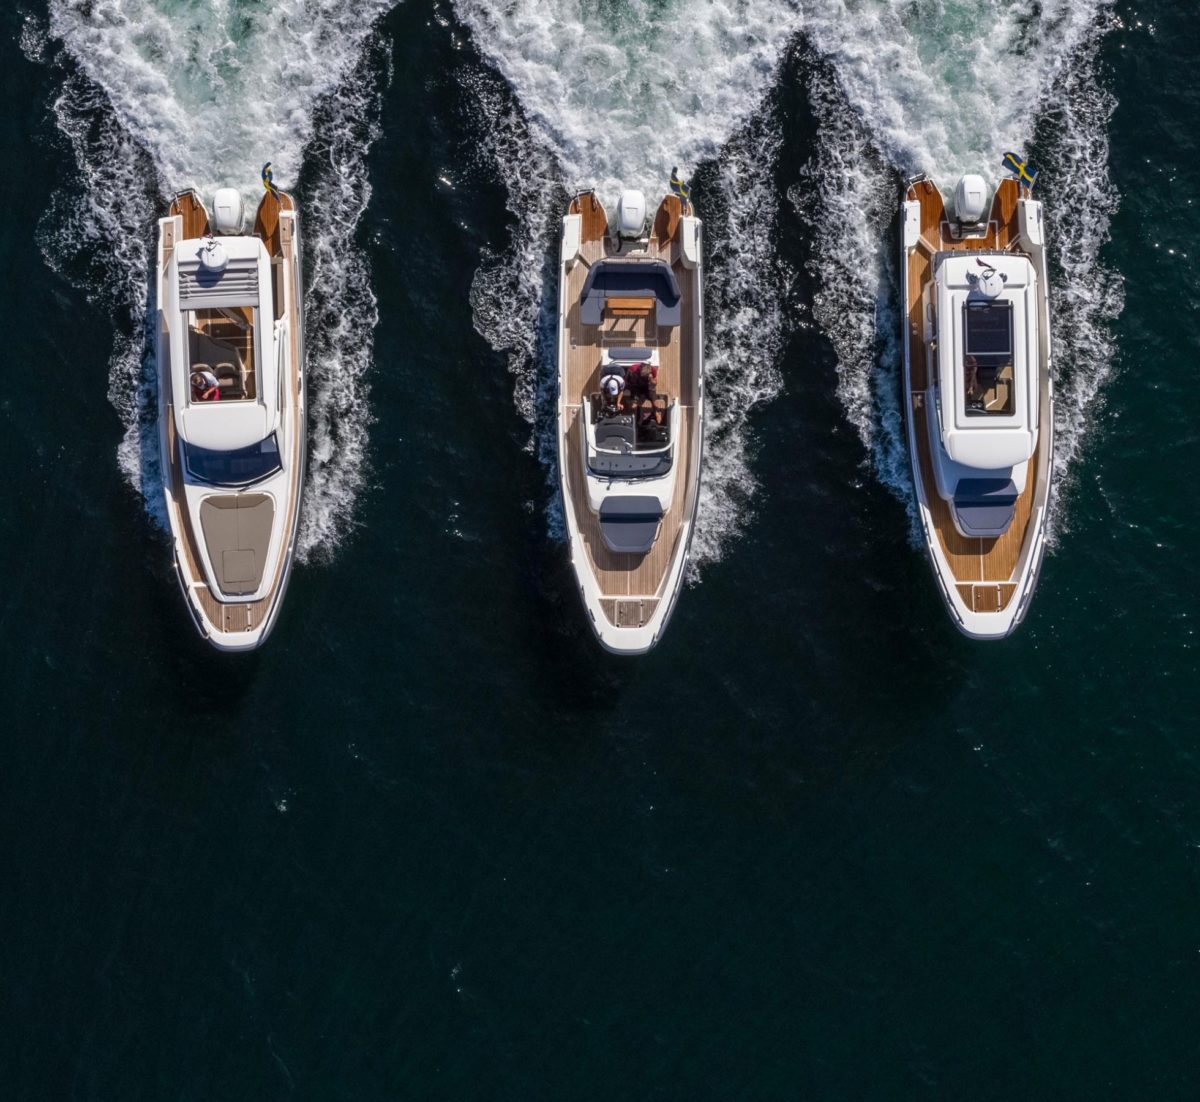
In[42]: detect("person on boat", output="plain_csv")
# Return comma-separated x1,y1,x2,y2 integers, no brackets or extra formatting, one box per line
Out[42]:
639,400,664,428
599,369,625,414
191,369,220,402
626,362,658,401
964,355,983,409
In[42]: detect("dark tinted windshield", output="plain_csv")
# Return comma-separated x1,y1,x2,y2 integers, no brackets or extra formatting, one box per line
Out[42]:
185,434,281,485
964,301,1012,358
962,302,1016,417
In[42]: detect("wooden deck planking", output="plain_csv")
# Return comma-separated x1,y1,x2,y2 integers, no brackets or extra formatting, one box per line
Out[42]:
570,192,609,244
907,246,932,391
905,177,1032,605
652,194,683,248
169,191,209,240
600,598,661,628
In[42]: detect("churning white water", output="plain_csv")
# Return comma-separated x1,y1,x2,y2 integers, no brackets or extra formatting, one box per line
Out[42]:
32,0,400,560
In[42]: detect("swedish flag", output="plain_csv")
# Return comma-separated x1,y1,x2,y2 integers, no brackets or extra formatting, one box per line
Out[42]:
261,162,280,198
669,166,690,202
1002,152,1038,189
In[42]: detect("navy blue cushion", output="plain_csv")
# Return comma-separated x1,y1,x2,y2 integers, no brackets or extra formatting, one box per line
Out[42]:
599,495,663,554
606,347,653,362
953,478,1018,537
580,260,681,328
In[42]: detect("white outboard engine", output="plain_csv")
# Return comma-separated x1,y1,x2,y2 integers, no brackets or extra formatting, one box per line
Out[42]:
616,189,647,240
954,174,989,228
211,187,245,236
198,236,228,274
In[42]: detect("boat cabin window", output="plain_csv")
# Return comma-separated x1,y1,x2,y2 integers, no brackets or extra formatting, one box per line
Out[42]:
184,434,282,485
186,307,257,403
962,301,1015,417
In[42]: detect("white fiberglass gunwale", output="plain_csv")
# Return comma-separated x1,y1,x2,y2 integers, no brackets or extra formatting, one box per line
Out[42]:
156,187,305,651
900,174,1054,639
556,188,704,654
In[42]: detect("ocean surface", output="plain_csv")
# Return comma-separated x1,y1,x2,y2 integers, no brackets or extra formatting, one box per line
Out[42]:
1,0,1198,1096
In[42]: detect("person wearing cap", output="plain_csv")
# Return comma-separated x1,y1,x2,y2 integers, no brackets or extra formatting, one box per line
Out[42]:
599,368,625,413
191,368,220,402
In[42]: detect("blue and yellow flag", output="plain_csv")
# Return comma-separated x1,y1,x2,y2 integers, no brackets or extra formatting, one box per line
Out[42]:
669,166,690,202
1002,151,1038,189
261,161,279,198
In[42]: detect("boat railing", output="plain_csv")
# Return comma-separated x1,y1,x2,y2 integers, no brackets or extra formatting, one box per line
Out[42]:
275,317,288,423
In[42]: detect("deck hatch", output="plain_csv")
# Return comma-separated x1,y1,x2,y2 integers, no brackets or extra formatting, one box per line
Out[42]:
200,494,275,596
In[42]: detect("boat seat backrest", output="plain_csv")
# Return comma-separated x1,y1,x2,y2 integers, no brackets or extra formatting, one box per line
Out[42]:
216,362,245,399
190,327,243,373
580,260,682,328
985,378,1012,412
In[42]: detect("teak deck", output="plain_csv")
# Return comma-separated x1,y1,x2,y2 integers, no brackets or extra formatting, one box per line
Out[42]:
563,193,700,623
905,178,1034,612
162,190,302,641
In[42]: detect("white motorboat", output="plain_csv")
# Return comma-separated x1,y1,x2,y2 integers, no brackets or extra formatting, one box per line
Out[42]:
556,181,704,654
900,165,1053,638
155,175,305,650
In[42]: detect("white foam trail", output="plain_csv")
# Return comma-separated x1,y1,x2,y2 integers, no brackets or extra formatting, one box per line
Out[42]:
788,67,912,523
792,0,1121,538
452,0,805,566
33,0,399,561
1033,23,1123,541
691,110,794,572
801,0,1109,181
453,0,805,197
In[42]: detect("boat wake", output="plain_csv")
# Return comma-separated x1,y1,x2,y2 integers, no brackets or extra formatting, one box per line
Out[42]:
451,0,804,571
29,0,400,562
791,0,1122,543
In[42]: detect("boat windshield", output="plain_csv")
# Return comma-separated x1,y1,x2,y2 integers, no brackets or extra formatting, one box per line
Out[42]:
962,301,1015,417
185,434,281,485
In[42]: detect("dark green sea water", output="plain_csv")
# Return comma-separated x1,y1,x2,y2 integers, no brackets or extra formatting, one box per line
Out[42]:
2,1,1199,1097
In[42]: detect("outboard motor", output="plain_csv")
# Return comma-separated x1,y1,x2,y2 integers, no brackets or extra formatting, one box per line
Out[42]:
211,187,245,235
616,189,647,240
953,174,989,230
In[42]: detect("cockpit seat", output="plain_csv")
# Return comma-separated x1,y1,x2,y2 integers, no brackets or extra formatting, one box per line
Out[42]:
580,260,681,328
952,478,1018,538
599,495,663,554
190,328,243,373
215,362,246,399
